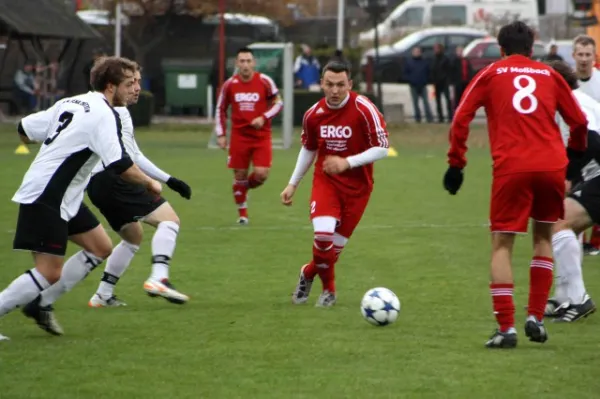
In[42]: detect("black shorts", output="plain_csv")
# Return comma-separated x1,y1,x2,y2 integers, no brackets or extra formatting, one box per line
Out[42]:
568,175,600,224
87,170,166,232
13,202,99,257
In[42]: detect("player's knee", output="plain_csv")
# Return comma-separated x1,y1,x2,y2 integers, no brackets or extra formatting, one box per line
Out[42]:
91,239,113,260
313,232,335,263
234,169,248,181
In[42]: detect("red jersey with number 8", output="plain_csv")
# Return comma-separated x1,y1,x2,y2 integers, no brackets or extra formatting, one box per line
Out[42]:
448,55,588,176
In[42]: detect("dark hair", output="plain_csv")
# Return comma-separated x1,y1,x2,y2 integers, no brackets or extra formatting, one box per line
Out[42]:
90,56,137,91
321,60,351,79
237,47,254,56
497,21,534,56
574,34,596,48
546,60,579,90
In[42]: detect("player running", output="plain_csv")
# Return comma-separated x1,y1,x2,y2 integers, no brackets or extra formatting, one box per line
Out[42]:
0,57,160,341
281,60,389,307
444,21,588,348
544,60,599,322
215,47,283,225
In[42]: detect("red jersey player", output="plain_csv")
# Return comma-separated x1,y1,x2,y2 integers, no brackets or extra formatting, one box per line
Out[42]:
215,47,283,224
445,21,588,348
280,61,389,307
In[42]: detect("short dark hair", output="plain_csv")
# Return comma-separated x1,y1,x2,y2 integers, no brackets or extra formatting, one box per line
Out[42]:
321,60,351,79
90,56,137,91
497,21,534,57
546,60,579,90
237,47,253,56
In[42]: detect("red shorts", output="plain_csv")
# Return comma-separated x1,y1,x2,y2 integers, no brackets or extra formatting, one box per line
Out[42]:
228,133,272,169
309,178,371,238
490,170,565,233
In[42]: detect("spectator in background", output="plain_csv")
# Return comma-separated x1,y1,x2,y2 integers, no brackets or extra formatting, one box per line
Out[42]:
542,44,563,62
431,43,453,123
449,46,473,114
294,44,320,90
13,62,37,114
403,46,433,123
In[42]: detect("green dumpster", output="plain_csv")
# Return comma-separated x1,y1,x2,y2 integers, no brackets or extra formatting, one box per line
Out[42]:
162,59,212,113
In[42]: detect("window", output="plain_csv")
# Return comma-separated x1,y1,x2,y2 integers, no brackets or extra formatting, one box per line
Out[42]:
417,35,443,50
431,6,467,26
448,35,478,48
482,44,502,58
391,7,424,28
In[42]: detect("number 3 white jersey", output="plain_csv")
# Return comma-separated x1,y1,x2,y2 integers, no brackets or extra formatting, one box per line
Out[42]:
13,91,133,221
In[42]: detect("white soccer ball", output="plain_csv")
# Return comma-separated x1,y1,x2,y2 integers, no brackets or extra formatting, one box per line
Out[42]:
360,287,401,326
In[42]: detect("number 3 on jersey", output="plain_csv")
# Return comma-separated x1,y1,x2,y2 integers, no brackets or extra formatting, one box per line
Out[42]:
512,75,538,114
44,111,74,145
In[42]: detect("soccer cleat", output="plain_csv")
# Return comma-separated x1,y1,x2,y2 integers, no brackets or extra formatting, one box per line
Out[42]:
485,329,517,349
22,297,64,336
88,293,127,308
315,290,337,307
237,217,249,225
292,264,313,304
524,318,548,343
554,295,596,323
0,333,9,341
544,298,566,318
143,278,189,304
583,243,600,256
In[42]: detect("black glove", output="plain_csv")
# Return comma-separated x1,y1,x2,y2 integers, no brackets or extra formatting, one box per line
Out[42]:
443,166,464,195
166,177,191,199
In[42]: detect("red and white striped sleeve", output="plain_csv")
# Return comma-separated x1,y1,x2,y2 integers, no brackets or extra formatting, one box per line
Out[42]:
215,78,232,137
260,73,283,120
355,95,389,149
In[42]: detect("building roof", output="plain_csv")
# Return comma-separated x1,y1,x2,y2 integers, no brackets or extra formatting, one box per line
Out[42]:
0,0,99,39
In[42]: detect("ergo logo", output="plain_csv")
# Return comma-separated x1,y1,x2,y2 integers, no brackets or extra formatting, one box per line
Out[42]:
234,92,260,102
319,125,353,138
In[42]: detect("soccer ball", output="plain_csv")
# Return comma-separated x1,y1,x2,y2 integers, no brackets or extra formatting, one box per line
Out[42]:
360,287,401,326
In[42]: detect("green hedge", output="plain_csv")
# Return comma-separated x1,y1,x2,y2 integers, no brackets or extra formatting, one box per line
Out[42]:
129,91,154,127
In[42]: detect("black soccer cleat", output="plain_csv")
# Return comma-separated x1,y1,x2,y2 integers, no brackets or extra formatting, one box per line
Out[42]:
22,296,64,336
524,319,548,343
554,295,596,323
485,329,517,349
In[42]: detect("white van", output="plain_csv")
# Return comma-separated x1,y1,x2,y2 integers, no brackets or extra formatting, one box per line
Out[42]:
358,0,539,46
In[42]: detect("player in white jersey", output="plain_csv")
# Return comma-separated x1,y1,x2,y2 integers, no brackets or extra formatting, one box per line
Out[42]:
572,34,600,254
544,61,598,322
0,57,161,341
87,68,191,306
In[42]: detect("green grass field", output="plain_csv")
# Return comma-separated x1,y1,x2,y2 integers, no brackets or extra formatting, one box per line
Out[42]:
0,123,599,398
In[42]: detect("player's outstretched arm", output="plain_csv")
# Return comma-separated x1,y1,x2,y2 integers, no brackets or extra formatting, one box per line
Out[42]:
215,80,230,149
133,142,191,199
281,146,316,206
445,66,488,195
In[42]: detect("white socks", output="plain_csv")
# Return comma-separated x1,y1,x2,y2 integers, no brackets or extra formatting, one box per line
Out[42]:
150,221,179,281
97,240,139,297
552,230,587,305
39,251,104,307
0,268,50,316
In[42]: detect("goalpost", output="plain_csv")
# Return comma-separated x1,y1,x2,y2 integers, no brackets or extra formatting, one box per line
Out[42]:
207,42,295,149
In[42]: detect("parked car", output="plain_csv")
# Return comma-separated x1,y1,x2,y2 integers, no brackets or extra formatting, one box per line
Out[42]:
361,27,487,83
463,37,546,73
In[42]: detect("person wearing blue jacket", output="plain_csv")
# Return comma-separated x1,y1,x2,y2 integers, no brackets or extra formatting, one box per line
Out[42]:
403,46,433,123
294,44,321,89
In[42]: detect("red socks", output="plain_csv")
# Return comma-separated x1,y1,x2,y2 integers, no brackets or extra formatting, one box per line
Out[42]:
312,232,336,293
232,179,248,218
490,283,515,332
528,256,554,321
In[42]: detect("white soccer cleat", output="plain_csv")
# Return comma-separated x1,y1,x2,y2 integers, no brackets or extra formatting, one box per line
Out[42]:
315,290,337,307
88,293,127,308
143,278,189,304
0,333,9,341
292,264,314,304
237,217,249,225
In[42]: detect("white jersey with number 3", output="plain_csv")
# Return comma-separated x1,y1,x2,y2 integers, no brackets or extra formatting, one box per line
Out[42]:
13,91,129,221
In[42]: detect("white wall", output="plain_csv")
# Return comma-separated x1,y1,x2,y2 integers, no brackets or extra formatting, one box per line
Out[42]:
545,0,572,14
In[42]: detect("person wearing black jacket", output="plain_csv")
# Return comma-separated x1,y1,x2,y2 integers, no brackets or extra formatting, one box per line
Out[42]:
431,43,453,123
403,46,433,123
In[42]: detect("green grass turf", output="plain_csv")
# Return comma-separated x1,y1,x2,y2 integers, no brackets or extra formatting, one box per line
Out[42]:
0,123,599,398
